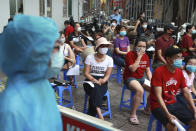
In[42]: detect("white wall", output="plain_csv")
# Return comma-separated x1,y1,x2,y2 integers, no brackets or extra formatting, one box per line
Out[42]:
72,0,84,22
23,0,39,16
0,0,10,33
52,0,68,31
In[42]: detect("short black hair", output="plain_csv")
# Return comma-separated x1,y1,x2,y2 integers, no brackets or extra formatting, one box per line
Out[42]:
111,19,117,23
184,55,196,65
64,20,70,25
186,24,194,32
114,8,119,12
134,38,147,47
165,45,182,58
141,20,147,25
116,25,126,34
80,16,84,19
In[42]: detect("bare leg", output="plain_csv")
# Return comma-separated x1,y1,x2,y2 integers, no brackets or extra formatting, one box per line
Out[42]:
96,107,104,120
128,80,144,118
188,120,196,131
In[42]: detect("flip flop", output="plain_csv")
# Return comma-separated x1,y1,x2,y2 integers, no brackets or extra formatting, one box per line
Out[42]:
129,116,140,125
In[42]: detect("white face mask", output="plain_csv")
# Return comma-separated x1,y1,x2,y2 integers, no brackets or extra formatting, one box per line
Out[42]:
98,47,108,55
60,38,65,43
142,24,147,29
77,27,81,32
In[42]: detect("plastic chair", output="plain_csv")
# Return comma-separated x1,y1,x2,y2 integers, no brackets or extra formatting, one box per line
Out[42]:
119,84,146,111
63,70,77,88
83,90,111,119
147,114,164,131
110,65,122,84
54,85,74,108
76,54,84,69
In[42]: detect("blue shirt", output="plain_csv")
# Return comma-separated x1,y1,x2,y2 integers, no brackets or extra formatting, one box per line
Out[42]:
110,14,122,25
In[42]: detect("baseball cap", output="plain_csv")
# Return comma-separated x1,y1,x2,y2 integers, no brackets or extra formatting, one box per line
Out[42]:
165,45,182,58
164,24,176,31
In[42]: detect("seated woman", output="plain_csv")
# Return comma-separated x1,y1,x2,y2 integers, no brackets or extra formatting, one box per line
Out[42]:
176,55,196,104
123,38,152,125
113,25,130,67
83,37,113,120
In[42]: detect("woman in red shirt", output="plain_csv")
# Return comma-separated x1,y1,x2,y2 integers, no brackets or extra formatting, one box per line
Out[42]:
180,25,196,57
123,38,152,125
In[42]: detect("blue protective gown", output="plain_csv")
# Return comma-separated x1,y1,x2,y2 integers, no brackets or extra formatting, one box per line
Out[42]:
0,15,62,131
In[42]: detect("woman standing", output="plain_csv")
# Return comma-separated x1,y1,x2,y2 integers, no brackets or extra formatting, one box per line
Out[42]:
113,25,130,67
83,37,113,120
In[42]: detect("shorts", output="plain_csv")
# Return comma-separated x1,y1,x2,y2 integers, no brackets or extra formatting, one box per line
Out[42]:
124,77,145,88
176,92,196,105
152,102,194,126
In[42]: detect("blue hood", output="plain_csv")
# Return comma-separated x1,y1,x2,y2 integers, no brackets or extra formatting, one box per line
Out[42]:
0,15,59,81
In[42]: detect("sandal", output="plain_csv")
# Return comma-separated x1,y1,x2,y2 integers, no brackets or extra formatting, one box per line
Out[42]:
129,116,140,125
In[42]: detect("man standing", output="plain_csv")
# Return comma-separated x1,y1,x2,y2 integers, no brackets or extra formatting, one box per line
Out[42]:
109,8,122,25
150,45,196,131
153,24,175,69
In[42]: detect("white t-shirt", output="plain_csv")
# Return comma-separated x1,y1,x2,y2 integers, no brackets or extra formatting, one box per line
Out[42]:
85,54,113,76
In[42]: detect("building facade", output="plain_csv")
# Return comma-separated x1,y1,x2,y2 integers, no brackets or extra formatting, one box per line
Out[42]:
0,0,84,33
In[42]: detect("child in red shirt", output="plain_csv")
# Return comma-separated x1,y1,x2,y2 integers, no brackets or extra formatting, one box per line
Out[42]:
123,38,152,125
150,45,196,130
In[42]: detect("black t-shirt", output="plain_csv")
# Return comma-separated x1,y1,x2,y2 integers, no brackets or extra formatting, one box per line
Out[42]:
80,23,87,35
68,32,84,47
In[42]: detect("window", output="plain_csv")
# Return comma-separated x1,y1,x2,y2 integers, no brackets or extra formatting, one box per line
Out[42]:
40,0,52,17
63,0,72,17
9,0,23,18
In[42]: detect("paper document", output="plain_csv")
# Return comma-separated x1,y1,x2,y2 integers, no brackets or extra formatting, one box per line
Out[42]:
172,120,186,131
83,81,95,88
144,79,151,87
147,46,155,52
66,65,80,76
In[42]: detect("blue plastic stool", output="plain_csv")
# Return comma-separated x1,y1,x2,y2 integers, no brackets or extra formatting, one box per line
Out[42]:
110,65,122,84
119,84,146,110
55,85,74,108
83,90,112,119
76,54,84,69
148,114,164,131
63,70,77,88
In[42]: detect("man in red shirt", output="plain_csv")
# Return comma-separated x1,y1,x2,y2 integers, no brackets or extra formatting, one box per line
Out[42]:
153,24,175,69
150,45,196,130
123,38,152,125
180,25,196,57
64,20,74,43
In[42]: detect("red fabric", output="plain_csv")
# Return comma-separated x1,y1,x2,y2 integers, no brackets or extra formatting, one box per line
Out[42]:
123,51,150,80
155,35,174,60
149,66,187,111
180,34,194,57
65,25,74,43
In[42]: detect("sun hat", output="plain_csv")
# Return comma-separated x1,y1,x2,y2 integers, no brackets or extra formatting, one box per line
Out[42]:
95,37,112,51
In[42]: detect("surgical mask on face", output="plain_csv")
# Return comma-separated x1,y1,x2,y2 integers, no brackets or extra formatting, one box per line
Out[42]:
98,47,108,55
186,65,196,72
192,30,196,34
120,31,126,36
136,47,145,53
60,38,65,43
45,51,64,79
111,23,116,27
142,24,147,29
77,27,81,32
173,59,183,68
80,20,85,23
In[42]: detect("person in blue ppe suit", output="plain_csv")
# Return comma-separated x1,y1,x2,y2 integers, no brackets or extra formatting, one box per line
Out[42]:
0,15,63,131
